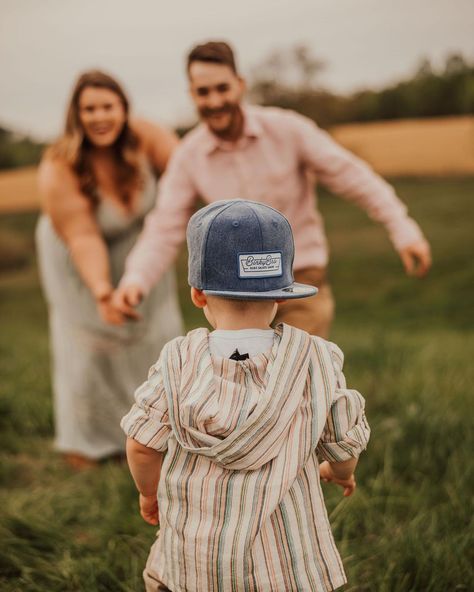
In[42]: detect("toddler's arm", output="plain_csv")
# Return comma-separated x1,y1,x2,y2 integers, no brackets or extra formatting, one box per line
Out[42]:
319,458,358,497
316,341,370,497
126,437,164,525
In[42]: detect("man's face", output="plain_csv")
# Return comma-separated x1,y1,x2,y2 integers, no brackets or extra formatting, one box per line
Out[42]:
189,61,245,138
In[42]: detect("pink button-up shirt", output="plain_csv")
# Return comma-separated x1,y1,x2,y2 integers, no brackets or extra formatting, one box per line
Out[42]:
123,105,424,293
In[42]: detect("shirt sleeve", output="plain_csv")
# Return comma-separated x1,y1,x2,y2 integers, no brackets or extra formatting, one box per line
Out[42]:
316,341,370,463
120,145,198,294
287,110,425,251
120,357,171,452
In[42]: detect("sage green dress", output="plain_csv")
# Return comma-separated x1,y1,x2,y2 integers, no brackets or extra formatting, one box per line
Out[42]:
35,168,184,459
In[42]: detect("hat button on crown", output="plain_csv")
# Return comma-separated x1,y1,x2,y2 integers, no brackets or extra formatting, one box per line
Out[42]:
232,220,240,227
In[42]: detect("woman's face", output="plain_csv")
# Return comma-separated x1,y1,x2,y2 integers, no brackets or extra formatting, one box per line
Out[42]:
78,86,126,147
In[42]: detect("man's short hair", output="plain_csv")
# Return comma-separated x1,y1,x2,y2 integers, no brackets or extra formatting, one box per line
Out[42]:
187,41,238,74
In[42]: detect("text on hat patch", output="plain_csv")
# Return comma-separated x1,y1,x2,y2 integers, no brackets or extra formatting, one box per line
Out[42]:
238,252,283,278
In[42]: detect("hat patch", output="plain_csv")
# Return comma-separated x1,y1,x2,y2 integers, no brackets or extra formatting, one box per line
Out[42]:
238,252,282,278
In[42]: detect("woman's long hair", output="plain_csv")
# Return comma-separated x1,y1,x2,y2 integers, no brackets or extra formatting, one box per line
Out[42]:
47,70,143,207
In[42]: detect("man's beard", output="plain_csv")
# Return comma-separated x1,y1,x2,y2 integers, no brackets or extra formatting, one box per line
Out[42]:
200,103,243,139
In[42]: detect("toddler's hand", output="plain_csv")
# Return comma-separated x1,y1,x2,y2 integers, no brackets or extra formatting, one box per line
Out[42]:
319,461,356,497
139,493,159,525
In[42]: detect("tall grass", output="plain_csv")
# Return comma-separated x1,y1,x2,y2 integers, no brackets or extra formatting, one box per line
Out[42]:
0,178,473,591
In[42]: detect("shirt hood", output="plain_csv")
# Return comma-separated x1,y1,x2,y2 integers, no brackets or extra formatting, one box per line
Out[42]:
161,323,314,470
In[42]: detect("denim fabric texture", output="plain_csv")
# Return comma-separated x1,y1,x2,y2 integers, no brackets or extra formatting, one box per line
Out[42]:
186,200,317,300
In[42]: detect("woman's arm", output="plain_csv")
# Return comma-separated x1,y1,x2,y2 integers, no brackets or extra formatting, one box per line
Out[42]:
131,117,179,172
38,158,129,324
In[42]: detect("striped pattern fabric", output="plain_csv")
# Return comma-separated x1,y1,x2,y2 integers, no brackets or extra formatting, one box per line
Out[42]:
121,323,370,591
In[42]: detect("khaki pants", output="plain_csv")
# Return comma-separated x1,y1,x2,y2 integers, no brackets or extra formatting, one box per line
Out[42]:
274,267,335,339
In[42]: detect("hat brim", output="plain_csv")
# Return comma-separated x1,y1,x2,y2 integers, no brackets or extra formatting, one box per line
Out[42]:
203,282,318,300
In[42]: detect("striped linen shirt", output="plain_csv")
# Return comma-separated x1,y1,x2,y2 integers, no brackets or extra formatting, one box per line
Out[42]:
121,323,370,591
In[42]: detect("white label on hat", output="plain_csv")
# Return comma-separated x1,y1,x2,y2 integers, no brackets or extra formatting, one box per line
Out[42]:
238,252,282,278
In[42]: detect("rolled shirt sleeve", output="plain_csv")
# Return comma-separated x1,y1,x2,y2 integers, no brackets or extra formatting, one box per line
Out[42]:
317,342,370,463
121,359,171,452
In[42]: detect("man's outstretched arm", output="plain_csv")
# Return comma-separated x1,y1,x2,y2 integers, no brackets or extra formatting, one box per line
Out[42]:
290,111,432,277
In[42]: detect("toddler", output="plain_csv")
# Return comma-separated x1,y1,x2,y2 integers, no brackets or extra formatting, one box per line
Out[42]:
121,200,370,591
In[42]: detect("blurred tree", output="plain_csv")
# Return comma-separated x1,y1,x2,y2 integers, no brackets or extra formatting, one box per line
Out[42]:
250,45,339,127
444,53,468,75
415,57,434,79
250,44,325,95
293,44,326,89
0,126,45,170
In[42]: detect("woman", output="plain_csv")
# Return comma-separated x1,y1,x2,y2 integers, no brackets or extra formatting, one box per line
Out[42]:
36,70,183,468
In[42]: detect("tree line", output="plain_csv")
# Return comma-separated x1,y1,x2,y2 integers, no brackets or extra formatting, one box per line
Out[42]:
249,46,474,128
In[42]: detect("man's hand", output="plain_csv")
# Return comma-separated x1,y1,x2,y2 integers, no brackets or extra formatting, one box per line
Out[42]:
111,285,143,321
398,240,432,278
94,285,129,325
319,461,356,497
139,493,159,525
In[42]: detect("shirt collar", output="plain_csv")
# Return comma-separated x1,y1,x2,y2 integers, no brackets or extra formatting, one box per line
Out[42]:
201,105,263,155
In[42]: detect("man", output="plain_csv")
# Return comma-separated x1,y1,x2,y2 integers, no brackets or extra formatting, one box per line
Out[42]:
114,41,431,337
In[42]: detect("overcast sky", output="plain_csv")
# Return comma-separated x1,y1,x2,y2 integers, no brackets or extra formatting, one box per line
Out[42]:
1,0,473,140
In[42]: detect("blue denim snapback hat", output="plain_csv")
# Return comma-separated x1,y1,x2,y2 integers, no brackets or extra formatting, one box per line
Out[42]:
187,200,317,300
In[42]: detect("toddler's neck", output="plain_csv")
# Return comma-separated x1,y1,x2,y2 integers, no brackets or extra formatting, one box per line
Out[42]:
204,295,279,331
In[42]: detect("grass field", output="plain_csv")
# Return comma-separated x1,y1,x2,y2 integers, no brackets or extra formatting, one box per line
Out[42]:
0,178,473,591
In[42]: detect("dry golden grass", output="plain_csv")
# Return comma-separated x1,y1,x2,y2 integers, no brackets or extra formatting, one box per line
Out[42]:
331,116,474,177
0,116,472,213
0,166,39,213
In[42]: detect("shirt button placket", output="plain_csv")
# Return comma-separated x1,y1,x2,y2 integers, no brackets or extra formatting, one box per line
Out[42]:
233,149,249,199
